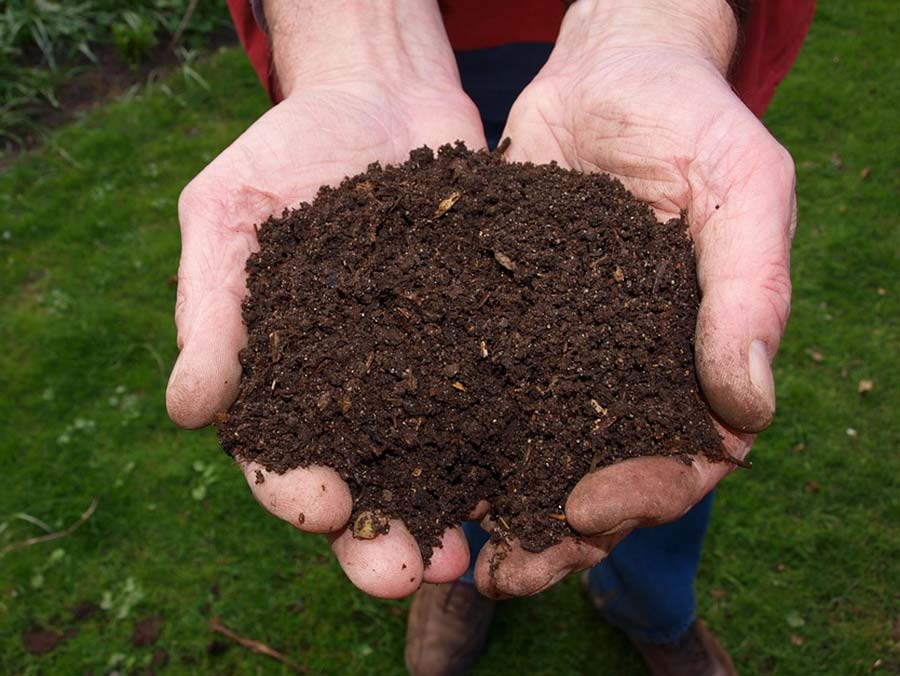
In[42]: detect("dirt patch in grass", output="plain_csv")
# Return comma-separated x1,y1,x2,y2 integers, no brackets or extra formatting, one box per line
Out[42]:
219,143,724,561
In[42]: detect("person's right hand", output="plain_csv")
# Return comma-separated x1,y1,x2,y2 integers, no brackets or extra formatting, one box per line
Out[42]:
165,0,487,598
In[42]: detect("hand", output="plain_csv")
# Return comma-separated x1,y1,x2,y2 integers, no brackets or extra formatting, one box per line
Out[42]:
473,0,796,597
166,0,487,598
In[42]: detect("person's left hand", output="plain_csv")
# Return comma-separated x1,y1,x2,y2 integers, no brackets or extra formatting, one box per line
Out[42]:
471,0,796,598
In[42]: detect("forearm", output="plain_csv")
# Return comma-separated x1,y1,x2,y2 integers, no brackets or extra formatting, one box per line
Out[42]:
263,0,462,95
558,0,739,75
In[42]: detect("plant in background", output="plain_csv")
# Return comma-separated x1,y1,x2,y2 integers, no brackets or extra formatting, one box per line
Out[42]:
0,0,230,153
111,10,158,67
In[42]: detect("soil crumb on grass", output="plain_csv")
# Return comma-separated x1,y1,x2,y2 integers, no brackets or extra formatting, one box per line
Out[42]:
218,142,724,561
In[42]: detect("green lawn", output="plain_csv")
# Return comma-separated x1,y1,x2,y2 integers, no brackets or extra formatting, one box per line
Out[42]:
1,2,898,674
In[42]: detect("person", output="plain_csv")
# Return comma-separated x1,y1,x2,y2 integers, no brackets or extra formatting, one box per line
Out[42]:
166,1,815,673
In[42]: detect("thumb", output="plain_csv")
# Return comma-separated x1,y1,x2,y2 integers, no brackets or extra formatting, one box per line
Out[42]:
165,182,257,429
693,139,796,433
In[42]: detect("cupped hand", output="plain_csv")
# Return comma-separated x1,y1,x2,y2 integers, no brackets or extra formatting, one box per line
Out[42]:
166,76,487,598
473,13,796,597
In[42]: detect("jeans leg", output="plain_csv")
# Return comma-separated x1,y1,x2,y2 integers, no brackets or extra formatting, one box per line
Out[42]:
460,521,491,584
587,492,716,644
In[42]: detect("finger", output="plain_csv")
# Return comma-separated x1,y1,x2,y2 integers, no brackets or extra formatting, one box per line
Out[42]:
243,463,352,533
565,429,751,536
330,519,424,599
467,500,490,521
423,526,470,584
165,181,258,429
692,131,796,432
473,534,616,599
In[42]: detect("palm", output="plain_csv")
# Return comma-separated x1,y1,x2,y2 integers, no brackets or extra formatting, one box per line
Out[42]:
168,81,486,598
472,50,796,597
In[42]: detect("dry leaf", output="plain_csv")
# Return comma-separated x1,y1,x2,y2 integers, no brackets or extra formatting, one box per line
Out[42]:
434,190,461,217
860,167,871,179
590,399,608,417
789,634,804,646
804,481,821,493
806,348,824,363
858,379,874,394
493,251,517,272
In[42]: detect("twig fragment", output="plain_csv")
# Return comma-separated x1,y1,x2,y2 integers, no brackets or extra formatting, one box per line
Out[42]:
1,498,98,557
723,449,753,469
210,616,307,673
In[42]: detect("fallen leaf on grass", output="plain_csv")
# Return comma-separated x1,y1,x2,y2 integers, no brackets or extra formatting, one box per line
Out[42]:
877,287,887,296
71,600,99,622
790,634,804,646
131,615,163,647
804,481,821,493
858,379,874,394
792,442,807,453
860,167,871,179
805,348,825,363
148,649,169,674
711,587,727,599
786,611,806,628
22,627,64,655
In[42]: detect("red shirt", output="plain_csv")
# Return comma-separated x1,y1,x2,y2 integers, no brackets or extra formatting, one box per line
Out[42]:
227,0,815,118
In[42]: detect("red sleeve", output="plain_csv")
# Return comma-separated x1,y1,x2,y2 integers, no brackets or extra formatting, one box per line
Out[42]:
227,0,279,102
730,1,817,117
229,0,816,118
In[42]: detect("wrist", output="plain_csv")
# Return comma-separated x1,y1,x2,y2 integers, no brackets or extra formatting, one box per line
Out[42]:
559,0,738,76
264,0,463,97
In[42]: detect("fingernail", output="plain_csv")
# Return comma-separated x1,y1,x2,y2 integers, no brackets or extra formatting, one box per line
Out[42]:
748,340,776,411
597,518,639,537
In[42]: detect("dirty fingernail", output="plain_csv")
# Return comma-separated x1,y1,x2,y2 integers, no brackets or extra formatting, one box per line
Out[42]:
598,518,639,537
749,340,775,413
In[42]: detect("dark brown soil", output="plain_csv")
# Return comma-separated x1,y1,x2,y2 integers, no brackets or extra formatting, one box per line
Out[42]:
219,143,724,561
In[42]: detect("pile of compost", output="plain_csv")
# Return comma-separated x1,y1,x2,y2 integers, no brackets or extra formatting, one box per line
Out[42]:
218,143,724,561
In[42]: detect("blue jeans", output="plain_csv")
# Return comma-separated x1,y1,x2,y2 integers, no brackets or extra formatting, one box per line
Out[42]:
455,44,714,644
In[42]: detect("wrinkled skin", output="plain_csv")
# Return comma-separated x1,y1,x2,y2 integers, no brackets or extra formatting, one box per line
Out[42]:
166,80,487,598
471,45,796,598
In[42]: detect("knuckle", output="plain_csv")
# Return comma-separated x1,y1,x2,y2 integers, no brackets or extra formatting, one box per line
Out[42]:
177,176,209,227
769,142,796,191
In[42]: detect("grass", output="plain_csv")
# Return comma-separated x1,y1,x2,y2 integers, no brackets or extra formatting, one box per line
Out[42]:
0,0,230,149
0,1,898,673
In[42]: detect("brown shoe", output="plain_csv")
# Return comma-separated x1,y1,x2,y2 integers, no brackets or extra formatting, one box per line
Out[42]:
629,620,738,676
404,581,496,676
581,572,736,676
